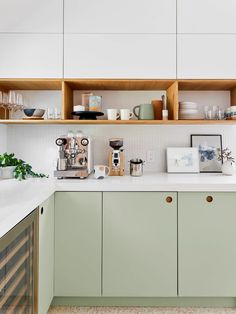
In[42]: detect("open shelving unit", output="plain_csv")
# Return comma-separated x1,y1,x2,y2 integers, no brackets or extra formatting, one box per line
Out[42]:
0,78,236,125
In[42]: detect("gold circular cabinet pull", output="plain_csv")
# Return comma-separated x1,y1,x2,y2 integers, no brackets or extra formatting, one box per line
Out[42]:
206,196,213,203
166,196,173,203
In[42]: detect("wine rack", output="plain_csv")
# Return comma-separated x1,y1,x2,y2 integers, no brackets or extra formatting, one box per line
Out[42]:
0,209,38,314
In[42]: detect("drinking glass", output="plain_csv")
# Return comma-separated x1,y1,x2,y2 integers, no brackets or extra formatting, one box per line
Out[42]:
47,108,54,119
204,105,217,120
216,108,225,120
54,108,61,120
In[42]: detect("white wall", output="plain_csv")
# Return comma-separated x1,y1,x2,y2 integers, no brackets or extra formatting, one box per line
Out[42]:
0,125,7,154
6,125,236,177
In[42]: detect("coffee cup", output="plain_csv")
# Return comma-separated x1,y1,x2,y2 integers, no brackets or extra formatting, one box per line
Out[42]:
133,104,154,120
107,109,120,120
120,109,134,120
94,165,110,179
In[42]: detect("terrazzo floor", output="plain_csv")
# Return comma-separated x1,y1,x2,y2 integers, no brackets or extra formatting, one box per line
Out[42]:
48,307,236,314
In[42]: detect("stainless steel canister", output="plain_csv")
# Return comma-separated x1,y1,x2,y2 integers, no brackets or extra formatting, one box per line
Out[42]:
129,158,145,177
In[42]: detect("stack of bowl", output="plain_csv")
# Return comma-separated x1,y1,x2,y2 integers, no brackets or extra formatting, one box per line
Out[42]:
179,102,203,120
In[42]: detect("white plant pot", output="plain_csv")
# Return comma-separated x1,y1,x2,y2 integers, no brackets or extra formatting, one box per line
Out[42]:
221,160,235,176
0,166,16,179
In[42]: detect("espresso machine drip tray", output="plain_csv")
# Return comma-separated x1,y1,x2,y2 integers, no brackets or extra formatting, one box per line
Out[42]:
54,168,89,179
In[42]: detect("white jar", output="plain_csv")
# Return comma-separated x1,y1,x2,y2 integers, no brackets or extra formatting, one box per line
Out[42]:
230,106,236,119
222,160,235,176
0,166,16,179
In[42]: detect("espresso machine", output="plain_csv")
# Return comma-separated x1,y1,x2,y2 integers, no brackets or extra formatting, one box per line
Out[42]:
108,138,124,176
54,131,93,179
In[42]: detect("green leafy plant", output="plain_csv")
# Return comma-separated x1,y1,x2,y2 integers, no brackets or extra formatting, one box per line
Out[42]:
0,153,48,180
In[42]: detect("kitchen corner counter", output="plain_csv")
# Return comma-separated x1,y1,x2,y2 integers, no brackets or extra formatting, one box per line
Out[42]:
1,172,236,239
0,178,55,238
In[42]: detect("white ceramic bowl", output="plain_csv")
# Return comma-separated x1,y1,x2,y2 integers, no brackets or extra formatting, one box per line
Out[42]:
179,109,199,114
179,102,198,109
179,113,204,120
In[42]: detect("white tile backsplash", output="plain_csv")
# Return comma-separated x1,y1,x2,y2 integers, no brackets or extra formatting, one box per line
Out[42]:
6,124,236,177
0,125,7,154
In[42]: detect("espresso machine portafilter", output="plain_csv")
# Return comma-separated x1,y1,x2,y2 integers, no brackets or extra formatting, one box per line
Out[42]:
54,131,93,179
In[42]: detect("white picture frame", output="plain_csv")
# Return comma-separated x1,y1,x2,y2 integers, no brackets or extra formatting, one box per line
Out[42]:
167,147,200,173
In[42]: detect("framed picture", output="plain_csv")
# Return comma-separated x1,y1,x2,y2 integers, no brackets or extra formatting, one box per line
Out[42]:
167,147,200,173
191,134,223,173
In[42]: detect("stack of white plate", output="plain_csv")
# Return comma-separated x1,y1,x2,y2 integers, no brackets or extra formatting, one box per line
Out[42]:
179,102,204,120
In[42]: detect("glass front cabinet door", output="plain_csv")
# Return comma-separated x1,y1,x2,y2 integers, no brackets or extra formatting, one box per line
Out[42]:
0,209,38,313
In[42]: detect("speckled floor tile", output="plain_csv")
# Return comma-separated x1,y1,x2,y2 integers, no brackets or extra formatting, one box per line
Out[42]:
47,307,236,314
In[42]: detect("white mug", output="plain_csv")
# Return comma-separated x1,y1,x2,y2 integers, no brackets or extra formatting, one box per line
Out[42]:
94,165,110,179
107,109,120,120
120,109,134,120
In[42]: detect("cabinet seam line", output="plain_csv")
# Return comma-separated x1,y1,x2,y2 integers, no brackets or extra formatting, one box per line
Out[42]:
176,0,178,79
101,192,103,296
177,192,179,296
63,0,65,78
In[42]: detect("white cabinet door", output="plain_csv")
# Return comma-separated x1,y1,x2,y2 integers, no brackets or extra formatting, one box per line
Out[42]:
0,34,63,78
177,35,236,79
0,0,63,33
64,0,176,33
64,34,176,79
178,0,236,33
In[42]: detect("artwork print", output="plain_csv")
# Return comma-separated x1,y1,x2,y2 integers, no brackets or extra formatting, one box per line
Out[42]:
191,134,223,173
167,147,199,173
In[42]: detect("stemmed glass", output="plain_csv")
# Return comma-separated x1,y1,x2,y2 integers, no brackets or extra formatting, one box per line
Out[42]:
0,91,24,120
8,91,17,119
2,93,9,119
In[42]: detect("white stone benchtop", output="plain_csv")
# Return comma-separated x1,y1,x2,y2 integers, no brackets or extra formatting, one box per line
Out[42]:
1,172,236,238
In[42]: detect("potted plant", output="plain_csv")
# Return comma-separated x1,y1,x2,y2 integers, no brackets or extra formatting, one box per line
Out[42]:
0,153,48,180
218,148,235,176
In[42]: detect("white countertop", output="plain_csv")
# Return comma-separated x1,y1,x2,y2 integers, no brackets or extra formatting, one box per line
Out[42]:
1,172,236,239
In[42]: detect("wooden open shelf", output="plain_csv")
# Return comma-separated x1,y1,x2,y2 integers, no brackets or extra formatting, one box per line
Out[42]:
0,79,61,91
2,119,236,125
0,78,236,124
64,79,175,90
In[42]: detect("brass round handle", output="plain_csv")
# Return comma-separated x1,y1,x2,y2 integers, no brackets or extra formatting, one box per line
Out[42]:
206,196,213,203
166,196,173,203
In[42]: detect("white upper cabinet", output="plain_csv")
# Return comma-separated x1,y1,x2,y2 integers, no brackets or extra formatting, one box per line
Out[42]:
0,34,63,78
178,0,236,33
64,34,176,79
177,35,236,79
0,0,63,33
64,0,176,33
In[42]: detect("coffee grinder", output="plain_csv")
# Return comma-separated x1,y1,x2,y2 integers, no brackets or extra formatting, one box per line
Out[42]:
108,138,124,176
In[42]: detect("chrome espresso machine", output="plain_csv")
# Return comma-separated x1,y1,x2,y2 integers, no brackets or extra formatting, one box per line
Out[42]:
54,131,93,179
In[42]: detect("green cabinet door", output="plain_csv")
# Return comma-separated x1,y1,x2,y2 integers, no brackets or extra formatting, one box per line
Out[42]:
103,192,177,297
179,192,236,297
38,194,54,314
55,192,102,296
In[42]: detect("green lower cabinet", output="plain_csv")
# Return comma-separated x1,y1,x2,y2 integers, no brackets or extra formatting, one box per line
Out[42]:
38,194,54,314
55,192,102,297
103,192,177,297
179,192,236,297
